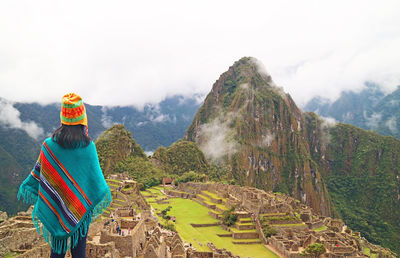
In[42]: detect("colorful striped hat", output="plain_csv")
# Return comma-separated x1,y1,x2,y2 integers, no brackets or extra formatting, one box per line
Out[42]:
60,93,88,126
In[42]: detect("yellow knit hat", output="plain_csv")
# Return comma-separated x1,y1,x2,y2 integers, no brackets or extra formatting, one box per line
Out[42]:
60,93,88,126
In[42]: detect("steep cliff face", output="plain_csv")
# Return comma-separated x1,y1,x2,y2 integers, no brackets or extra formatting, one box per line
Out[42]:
305,113,400,253
185,57,331,215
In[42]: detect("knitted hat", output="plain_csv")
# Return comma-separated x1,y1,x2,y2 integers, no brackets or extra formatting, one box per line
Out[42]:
60,93,88,126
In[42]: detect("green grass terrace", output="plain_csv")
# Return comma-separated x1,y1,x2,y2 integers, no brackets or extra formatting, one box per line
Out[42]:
142,186,278,258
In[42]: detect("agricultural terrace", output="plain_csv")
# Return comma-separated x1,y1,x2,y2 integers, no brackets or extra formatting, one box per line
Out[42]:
141,186,278,258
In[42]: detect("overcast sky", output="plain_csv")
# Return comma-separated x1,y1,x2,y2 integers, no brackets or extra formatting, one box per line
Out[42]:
0,0,399,108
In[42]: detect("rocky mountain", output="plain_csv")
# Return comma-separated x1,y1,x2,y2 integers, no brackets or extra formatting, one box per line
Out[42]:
185,57,332,216
185,57,400,254
304,83,400,138
95,124,165,189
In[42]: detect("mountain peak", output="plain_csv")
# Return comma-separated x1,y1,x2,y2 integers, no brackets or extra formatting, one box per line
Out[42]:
227,56,273,85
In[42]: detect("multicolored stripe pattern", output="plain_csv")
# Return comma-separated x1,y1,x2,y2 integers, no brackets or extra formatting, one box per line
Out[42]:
31,160,41,181
60,93,87,126
37,143,92,233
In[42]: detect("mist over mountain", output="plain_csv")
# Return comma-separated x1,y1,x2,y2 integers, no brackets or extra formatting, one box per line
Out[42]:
304,83,400,138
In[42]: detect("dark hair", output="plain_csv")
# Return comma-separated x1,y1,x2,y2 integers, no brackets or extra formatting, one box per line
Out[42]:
52,124,91,149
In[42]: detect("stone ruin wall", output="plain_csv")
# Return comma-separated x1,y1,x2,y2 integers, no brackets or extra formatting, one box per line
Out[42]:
100,229,133,257
87,241,119,258
120,219,137,229
131,219,146,257
17,243,51,258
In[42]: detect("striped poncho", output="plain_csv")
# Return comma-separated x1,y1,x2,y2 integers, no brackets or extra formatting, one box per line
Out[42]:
17,137,111,254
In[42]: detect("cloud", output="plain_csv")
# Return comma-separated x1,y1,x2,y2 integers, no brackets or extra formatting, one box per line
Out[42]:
197,115,238,162
385,116,397,133
250,58,287,98
0,1,399,107
0,98,44,140
151,114,170,123
145,151,154,157
364,112,382,129
258,132,275,148
321,116,337,126
137,121,147,127
101,106,114,128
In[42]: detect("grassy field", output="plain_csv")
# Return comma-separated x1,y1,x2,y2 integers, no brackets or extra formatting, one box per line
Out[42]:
142,187,279,258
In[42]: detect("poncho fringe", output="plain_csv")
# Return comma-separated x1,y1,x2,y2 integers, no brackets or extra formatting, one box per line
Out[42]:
17,186,38,205
18,185,112,254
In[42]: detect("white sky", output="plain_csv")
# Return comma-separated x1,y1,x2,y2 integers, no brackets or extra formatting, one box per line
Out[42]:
0,0,399,108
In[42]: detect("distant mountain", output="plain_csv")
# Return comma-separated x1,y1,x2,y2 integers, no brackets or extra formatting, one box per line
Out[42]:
304,83,400,138
185,57,400,254
0,94,201,215
11,94,201,151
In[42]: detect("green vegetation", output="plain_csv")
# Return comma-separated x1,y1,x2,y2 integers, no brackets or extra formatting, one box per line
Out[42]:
325,124,400,254
262,225,277,238
364,247,371,256
264,215,292,221
260,217,277,238
174,171,208,185
152,140,210,176
114,155,165,190
221,207,237,226
314,225,327,232
301,243,326,257
4,251,17,258
96,124,147,175
0,125,40,215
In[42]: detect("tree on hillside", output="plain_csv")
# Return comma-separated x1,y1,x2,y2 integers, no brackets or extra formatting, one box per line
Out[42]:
221,207,238,226
301,243,326,257
160,206,176,232
260,216,277,238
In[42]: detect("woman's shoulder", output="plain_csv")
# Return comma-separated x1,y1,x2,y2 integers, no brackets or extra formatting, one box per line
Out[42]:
42,137,95,150
42,137,53,146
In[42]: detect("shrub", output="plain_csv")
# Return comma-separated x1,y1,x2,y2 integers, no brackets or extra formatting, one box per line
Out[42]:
222,207,238,226
301,243,326,257
164,222,176,232
262,226,277,238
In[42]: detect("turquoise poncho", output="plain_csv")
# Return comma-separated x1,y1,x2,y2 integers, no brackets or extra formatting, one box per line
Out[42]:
17,137,111,254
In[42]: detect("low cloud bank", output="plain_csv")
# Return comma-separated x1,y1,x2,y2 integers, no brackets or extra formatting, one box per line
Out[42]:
0,98,44,140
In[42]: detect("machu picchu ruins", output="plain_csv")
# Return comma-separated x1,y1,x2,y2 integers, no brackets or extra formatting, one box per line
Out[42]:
1,174,395,257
